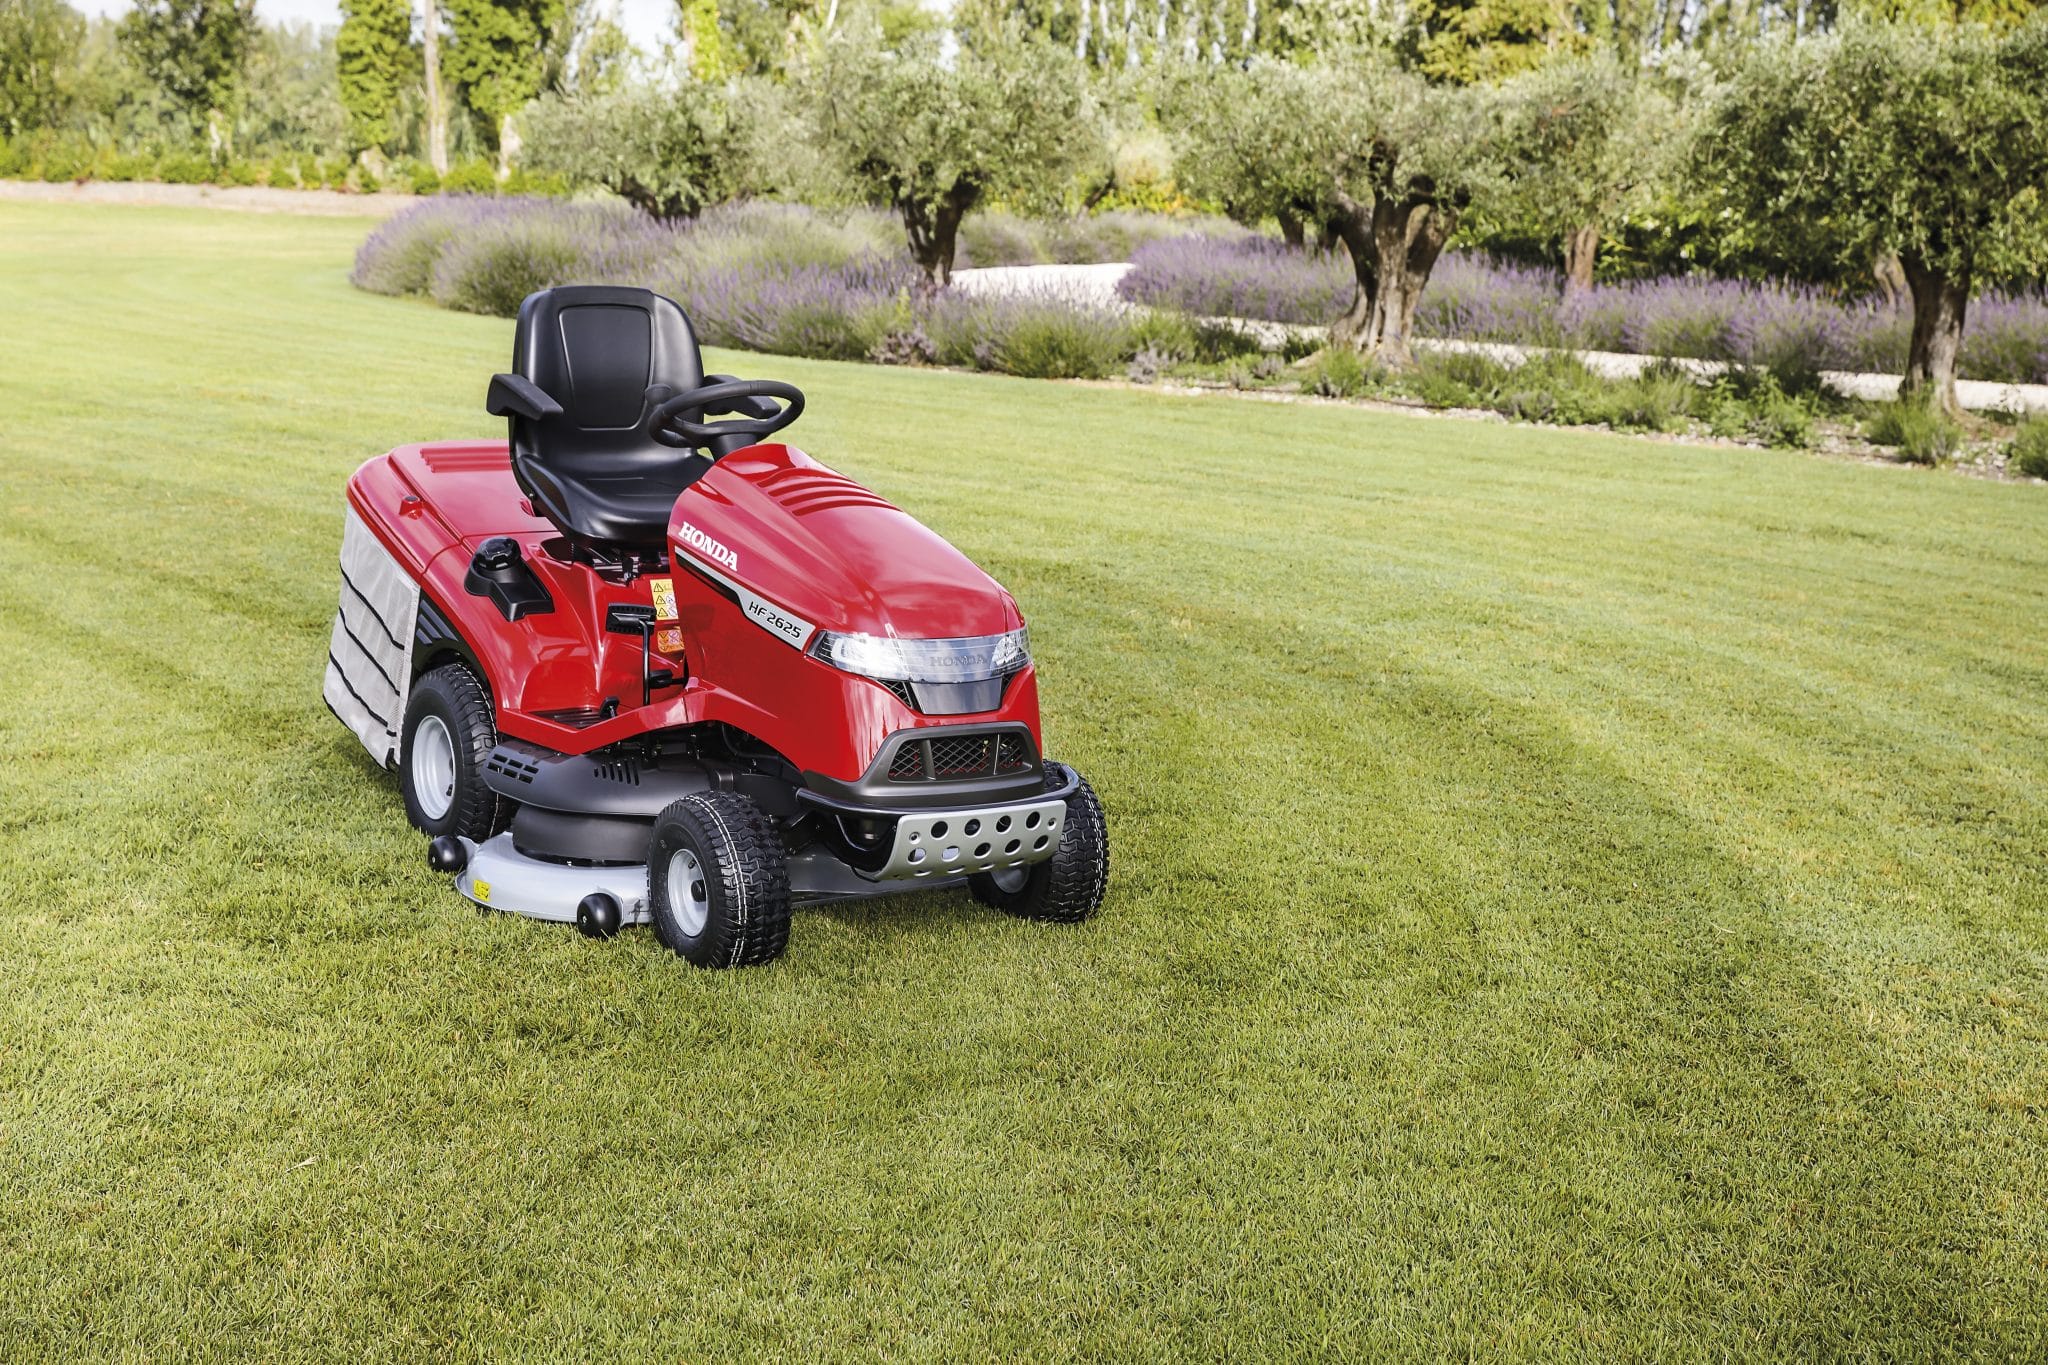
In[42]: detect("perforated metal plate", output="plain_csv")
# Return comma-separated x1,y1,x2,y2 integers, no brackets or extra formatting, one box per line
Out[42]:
872,798,1068,882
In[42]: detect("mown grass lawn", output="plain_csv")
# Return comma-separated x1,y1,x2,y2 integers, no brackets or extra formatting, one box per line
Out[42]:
2,202,2046,1360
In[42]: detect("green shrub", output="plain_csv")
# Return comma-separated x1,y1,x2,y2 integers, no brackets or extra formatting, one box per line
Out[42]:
1126,310,1197,365
157,152,212,184
0,135,21,178
991,308,1130,380
1305,347,1372,398
1865,397,1963,464
2008,417,2048,479
1505,352,1607,425
1280,331,1322,363
1744,380,1817,449
1408,348,1510,409
402,161,440,195
221,160,263,187
1602,363,1698,433
502,167,567,196
266,161,299,189
1190,321,1263,364
106,153,156,183
441,160,497,193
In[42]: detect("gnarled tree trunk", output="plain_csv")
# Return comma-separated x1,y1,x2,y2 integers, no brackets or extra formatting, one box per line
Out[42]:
1562,223,1599,298
1899,254,1969,416
1329,192,1455,366
900,184,978,290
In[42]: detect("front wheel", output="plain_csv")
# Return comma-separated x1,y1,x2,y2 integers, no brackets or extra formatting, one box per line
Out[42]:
969,762,1108,924
648,793,792,968
400,663,508,840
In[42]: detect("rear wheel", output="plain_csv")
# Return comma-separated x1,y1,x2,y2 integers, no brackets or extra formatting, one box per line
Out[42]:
969,762,1108,924
400,663,507,841
648,793,791,968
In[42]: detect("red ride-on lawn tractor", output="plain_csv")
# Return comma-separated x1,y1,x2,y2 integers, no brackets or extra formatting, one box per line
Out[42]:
324,285,1108,967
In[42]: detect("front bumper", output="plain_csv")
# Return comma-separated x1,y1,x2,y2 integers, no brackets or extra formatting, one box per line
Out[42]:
796,766,1076,883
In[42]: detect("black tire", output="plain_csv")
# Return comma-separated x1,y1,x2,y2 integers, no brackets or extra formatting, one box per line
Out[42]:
400,663,508,841
648,793,791,968
969,761,1108,924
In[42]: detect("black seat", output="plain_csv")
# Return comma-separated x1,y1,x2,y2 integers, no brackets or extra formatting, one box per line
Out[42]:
487,285,708,547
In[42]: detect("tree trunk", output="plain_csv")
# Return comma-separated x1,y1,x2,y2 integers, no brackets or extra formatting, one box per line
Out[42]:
1562,223,1599,298
1277,209,1305,249
421,0,448,176
1872,252,1907,311
1898,254,1968,416
1330,194,1454,366
496,111,521,181
901,186,975,290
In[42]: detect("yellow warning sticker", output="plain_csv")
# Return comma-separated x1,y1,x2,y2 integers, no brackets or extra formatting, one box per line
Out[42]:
650,578,678,621
655,626,684,655
473,879,491,904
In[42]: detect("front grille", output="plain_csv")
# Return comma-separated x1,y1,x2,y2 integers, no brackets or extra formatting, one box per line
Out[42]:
929,734,995,778
884,729,1038,784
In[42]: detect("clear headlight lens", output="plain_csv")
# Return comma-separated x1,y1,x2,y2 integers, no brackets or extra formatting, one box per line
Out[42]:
809,627,1030,683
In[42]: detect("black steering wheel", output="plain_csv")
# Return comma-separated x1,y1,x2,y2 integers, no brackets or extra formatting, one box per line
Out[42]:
647,378,805,450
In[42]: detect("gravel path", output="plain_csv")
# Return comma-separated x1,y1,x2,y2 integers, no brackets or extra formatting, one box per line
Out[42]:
0,178,416,218
954,260,2048,416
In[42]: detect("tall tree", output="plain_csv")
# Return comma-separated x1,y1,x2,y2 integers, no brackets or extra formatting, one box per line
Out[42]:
1697,17,2048,412
1170,54,1512,362
420,0,448,173
118,0,257,153
808,28,1094,286
443,0,563,173
335,0,415,153
0,0,85,137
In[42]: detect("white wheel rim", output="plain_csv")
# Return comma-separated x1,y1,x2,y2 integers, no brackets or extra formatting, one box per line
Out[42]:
412,715,457,821
668,848,710,938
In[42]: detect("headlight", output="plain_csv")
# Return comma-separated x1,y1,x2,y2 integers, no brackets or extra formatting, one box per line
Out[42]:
809,627,1030,683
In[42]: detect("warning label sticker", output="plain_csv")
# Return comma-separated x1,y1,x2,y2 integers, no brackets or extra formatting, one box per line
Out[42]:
650,578,678,621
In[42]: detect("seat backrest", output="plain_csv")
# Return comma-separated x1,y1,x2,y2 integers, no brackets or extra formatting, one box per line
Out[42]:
504,285,706,542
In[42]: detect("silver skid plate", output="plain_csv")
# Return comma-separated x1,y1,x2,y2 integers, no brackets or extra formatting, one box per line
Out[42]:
871,798,1067,883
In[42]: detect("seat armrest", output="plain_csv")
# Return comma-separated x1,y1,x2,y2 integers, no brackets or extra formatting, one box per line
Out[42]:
487,373,564,421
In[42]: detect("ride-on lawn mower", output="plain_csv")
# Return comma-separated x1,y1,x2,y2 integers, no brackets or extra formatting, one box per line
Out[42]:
324,285,1108,967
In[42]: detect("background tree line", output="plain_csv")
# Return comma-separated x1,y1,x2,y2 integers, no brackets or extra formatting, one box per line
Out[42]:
2,0,2045,409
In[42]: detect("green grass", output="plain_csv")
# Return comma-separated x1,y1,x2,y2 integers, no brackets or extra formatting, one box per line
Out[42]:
4,203,2048,1359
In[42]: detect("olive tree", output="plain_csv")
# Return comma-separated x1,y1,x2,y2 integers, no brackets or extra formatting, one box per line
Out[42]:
1697,18,2048,413
1170,54,1509,362
523,79,758,218
807,30,1094,287
1495,53,1669,296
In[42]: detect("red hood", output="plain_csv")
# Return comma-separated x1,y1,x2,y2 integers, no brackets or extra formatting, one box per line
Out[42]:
671,445,1021,640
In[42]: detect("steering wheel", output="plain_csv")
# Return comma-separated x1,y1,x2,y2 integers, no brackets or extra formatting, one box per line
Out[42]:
647,378,805,450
